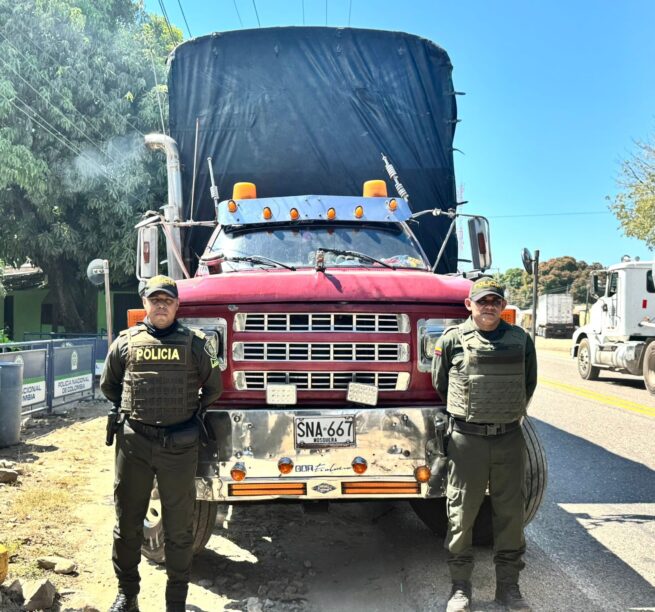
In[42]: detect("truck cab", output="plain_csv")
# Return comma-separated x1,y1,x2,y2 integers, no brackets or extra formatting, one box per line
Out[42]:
572,259,655,392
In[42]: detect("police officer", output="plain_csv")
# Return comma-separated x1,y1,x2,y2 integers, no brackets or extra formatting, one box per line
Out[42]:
432,277,537,612
101,275,222,612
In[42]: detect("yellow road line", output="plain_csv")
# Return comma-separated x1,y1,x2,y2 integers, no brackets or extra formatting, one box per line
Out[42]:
539,377,655,417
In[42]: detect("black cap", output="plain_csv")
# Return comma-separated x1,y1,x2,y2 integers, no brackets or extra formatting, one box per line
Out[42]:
141,275,178,298
469,277,505,301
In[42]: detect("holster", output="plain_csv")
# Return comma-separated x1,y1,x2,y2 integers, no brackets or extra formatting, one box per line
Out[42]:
105,411,125,447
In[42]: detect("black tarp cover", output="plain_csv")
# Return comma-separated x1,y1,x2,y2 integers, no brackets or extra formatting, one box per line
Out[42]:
168,27,459,272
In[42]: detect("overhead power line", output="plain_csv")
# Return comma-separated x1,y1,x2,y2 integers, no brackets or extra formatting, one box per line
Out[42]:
157,0,177,39
0,54,121,168
3,24,147,139
489,211,611,219
233,0,244,27
252,0,261,27
176,0,193,38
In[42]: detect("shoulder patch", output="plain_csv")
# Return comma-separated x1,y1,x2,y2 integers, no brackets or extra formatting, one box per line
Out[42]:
192,328,207,340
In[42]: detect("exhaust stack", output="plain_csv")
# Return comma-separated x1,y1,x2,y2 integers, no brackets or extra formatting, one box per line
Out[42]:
144,133,185,280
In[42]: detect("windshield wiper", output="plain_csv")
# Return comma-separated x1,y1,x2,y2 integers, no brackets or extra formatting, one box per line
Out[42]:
223,254,296,271
314,248,396,270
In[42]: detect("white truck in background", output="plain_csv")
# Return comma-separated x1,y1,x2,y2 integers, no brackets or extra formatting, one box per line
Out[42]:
571,258,655,394
536,293,575,338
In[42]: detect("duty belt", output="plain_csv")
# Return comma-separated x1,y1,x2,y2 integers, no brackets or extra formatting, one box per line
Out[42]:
127,418,169,441
450,417,521,437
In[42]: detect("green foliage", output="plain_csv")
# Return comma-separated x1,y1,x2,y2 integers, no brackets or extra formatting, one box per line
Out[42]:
0,0,182,331
499,256,604,309
610,136,655,249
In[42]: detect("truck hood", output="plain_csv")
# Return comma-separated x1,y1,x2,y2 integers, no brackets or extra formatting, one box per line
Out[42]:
177,269,471,305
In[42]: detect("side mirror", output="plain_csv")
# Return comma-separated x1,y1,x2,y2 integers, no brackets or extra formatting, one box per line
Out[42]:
198,252,225,275
136,225,159,280
467,216,492,271
521,248,533,275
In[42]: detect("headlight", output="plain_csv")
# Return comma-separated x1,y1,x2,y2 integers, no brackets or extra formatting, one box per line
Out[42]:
416,318,465,372
178,317,228,371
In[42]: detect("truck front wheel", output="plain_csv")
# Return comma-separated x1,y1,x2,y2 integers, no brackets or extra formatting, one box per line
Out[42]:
141,480,227,563
577,338,600,381
410,416,547,545
643,341,655,395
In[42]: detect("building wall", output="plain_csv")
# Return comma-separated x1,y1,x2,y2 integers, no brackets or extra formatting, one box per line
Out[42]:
1,287,140,342
4,288,50,341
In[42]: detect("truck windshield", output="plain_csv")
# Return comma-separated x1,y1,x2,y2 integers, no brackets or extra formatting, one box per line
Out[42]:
205,222,429,271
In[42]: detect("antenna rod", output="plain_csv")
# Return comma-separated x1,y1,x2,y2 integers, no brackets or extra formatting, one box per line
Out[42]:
381,153,410,200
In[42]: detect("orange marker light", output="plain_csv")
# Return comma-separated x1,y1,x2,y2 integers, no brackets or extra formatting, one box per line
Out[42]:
263,207,273,220
351,456,368,474
278,457,294,474
388,199,398,211
232,182,257,200
414,465,431,483
363,179,387,197
354,205,364,219
227,200,238,213
327,207,336,220
230,462,247,481
290,208,300,220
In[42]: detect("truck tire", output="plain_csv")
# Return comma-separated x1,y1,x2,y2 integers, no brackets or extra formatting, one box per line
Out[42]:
643,341,655,395
142,480,227,563
577,338,600,380
410,417,547,545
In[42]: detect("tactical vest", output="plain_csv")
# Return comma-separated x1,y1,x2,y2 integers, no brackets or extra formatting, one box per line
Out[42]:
120,325,200,425
447,324,528,424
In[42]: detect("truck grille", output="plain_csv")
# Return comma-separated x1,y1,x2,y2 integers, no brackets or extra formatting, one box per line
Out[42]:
234,313,410,333
233,342,409,362
234,371,410,391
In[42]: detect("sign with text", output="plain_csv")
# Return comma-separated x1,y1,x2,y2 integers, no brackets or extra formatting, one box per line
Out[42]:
0,349,47,408
52,344,93,404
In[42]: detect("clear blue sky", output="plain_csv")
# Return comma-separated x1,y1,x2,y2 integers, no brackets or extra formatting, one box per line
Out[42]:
145,0,655,272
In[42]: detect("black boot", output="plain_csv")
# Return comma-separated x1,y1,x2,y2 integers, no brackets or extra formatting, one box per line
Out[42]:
446,580,471,612
108,592,139,612
495,583,532,611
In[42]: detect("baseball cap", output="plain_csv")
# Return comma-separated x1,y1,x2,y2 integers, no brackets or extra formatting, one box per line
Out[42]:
141,275,178,298
469,277,505,302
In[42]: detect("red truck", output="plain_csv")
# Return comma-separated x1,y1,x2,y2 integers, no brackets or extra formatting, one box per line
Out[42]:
132,27,547,561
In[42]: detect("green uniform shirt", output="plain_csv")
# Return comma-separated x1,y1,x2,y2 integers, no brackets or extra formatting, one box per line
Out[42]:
101,321,223,411
432,317,537,407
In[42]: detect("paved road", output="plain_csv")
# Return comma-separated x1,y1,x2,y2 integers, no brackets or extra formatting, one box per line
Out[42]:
189,347,655,611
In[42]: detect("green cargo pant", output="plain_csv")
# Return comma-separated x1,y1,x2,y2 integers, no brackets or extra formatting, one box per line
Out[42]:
112,421,198,604
445,426,526,584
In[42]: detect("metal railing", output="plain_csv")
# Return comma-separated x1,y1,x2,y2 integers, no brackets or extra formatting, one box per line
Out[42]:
0,335,108,415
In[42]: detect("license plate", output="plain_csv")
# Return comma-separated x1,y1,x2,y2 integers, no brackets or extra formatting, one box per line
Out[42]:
295,416,356,448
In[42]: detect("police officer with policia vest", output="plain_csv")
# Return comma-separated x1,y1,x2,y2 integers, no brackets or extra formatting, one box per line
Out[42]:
100,275,222,612
432,277,537,612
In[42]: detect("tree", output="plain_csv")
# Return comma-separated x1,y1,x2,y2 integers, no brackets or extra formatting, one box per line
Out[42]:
499,256,604,309
0,0,182,331
610,136,655,249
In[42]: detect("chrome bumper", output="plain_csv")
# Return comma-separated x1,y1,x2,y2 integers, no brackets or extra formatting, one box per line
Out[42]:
195,405,447,502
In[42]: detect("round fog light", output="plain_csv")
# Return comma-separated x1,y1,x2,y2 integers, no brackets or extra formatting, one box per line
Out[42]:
414,465,431,483
278,457,294,474
230,462,247,481
351,456,368,474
